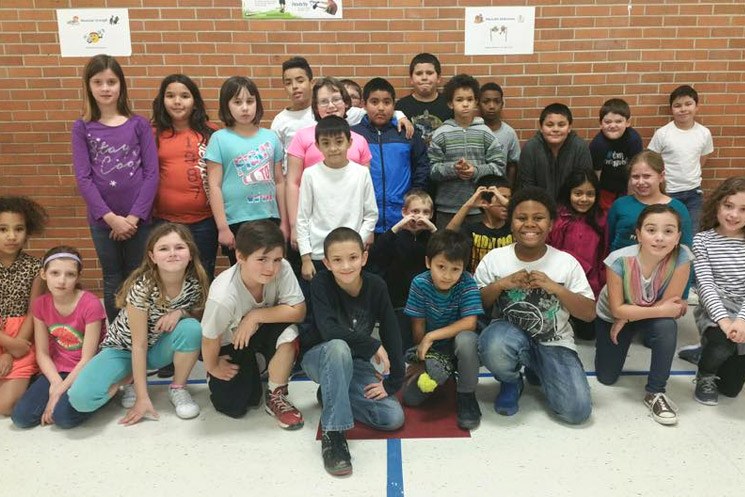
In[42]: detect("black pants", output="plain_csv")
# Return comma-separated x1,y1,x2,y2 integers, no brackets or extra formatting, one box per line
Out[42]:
699,326,745,397
208,322,293,418
571,317,596,341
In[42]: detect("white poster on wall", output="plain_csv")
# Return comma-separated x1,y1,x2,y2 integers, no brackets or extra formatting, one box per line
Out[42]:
56,8,131,57
242,0,342,19
464,6,535,56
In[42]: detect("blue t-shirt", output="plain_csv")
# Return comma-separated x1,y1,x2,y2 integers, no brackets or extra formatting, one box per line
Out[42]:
204,127,283,225
404,271,483,340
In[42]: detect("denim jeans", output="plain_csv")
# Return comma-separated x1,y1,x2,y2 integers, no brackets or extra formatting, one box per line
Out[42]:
594,317,677,394
90,223,152,323
301,339,405,432
68,318,202,413
669,188,703,233
11,373,92,429
478,320,592,424
154,217,218,281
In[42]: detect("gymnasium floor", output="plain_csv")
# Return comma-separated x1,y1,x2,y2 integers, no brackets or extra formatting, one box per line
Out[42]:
3,307,744,497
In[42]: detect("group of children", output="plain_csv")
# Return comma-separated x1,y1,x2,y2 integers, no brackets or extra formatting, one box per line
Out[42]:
1,50,742,478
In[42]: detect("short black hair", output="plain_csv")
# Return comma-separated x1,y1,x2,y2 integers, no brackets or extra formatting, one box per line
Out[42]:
235,220,285,257
282,56,313,80
476,174,511,190
0,195,48,236
507,186,557,222
426,229,470,266
362,77,395,102
444,74,480,103
218,76,263,127
669,84,698,106
539,102,572,125
479,82,503,98
323,227,364,257
408,53,442,76
315,115,351,142
599,98,631,121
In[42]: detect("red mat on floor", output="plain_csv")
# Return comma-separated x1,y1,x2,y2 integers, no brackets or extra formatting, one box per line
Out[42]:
314,379,471,440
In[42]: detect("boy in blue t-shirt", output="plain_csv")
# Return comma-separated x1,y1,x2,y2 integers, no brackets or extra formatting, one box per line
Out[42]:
404,229,484,430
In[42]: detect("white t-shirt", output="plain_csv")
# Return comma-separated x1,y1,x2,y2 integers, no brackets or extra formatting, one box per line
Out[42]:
296,160,378,260
201,260,305,346
271,107,315,174
648,121,714,193
474,244,593,350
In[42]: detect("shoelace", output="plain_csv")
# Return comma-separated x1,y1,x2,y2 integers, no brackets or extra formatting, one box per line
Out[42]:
170,388,192,405
652,393,677,414
696,376,719,394
269,390,296,413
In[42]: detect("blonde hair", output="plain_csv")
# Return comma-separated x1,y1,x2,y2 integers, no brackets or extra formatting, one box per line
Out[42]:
628,149,666,194
115,223,209,311
403,188,433,210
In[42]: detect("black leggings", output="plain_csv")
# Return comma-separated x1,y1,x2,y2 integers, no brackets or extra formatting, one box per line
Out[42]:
699,326,745,397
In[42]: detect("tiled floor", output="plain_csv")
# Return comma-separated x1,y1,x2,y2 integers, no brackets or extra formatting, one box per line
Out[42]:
3,308,744,497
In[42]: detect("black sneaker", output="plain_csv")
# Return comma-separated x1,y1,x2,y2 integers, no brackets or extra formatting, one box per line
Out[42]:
694,374,719,406
456,392,481,430
156,363,175,378
321,430,352,476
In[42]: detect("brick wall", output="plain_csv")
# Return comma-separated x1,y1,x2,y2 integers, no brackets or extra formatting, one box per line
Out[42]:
1,0,743,291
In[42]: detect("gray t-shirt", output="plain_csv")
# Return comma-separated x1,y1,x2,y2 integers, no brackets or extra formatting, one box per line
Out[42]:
201,260,305,346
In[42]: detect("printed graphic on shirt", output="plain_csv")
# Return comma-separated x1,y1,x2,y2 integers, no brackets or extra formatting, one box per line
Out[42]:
498,287,561,342
87,135,140,178
234,141,274,186
470,232,513,273
412,111,444,144
49,323,84,351
603,150,629,170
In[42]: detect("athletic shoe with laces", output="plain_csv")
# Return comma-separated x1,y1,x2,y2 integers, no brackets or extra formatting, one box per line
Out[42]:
168,387,200,419
694,374,719,406
644,392,678,425
265,385,304,430
321,430,352,476
494,375,524,416
120,384,136,409
456,392,481,430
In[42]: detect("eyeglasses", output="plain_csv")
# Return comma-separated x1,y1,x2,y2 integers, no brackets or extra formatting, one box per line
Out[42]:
317,96,345,108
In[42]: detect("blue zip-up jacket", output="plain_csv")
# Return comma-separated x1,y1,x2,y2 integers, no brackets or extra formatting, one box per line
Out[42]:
352,116,430,233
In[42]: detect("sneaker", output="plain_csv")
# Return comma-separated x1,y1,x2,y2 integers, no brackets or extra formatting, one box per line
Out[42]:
456,392,481,430
644,392,678,425
678,344,702,365
694,374,719,406
321,430,352,476
120,384,136,409
494,375,524,416
156,363,175,378
265,385,304,430
168,387,200,419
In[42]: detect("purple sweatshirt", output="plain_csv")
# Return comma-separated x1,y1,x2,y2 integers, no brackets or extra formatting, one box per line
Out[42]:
72,115,159,228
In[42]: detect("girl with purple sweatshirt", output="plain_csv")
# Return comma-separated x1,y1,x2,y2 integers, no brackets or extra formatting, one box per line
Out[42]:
72,55,159,323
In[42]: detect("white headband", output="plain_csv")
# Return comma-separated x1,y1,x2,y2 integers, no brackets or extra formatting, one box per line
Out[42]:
44,252,82,266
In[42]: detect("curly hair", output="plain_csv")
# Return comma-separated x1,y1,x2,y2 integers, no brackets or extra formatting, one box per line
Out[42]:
700,176,745,233
0,195,49,236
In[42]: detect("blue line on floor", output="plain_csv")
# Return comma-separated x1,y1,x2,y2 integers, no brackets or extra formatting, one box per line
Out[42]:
387,438,404,497
477,370,696,378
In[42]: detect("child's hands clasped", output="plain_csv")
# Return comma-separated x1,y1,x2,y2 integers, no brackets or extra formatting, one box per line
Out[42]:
498,269,531,291
527,270,562,294
41,381,66,426
3,336,31,358
454,158,475,180
395,213,436,234
727,318,745,343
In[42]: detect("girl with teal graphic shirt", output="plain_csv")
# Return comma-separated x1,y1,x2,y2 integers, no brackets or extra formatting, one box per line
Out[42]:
205,77,286,265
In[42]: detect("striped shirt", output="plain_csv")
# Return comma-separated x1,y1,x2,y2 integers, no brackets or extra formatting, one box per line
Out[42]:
101,274,203,350
692,229,745,323
404,271,483,334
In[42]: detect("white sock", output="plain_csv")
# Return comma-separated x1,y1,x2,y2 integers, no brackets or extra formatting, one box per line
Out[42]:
268,381,286,393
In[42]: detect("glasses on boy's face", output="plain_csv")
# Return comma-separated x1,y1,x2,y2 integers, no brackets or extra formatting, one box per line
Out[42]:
318,96,345,108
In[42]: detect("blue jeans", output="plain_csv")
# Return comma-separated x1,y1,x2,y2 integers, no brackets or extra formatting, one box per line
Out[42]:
90,223,152,323
478,320,592,424
301,339,405,432
594,317,677,394
669,188,702,233
68,318,202,413
11,373,92,429
155,217,218,281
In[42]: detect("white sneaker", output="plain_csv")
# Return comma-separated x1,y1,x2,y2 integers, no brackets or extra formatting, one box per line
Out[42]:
120,384,136,409
168,387,200,419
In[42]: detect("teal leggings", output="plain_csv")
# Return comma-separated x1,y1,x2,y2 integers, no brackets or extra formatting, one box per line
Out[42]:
68,318,202,413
